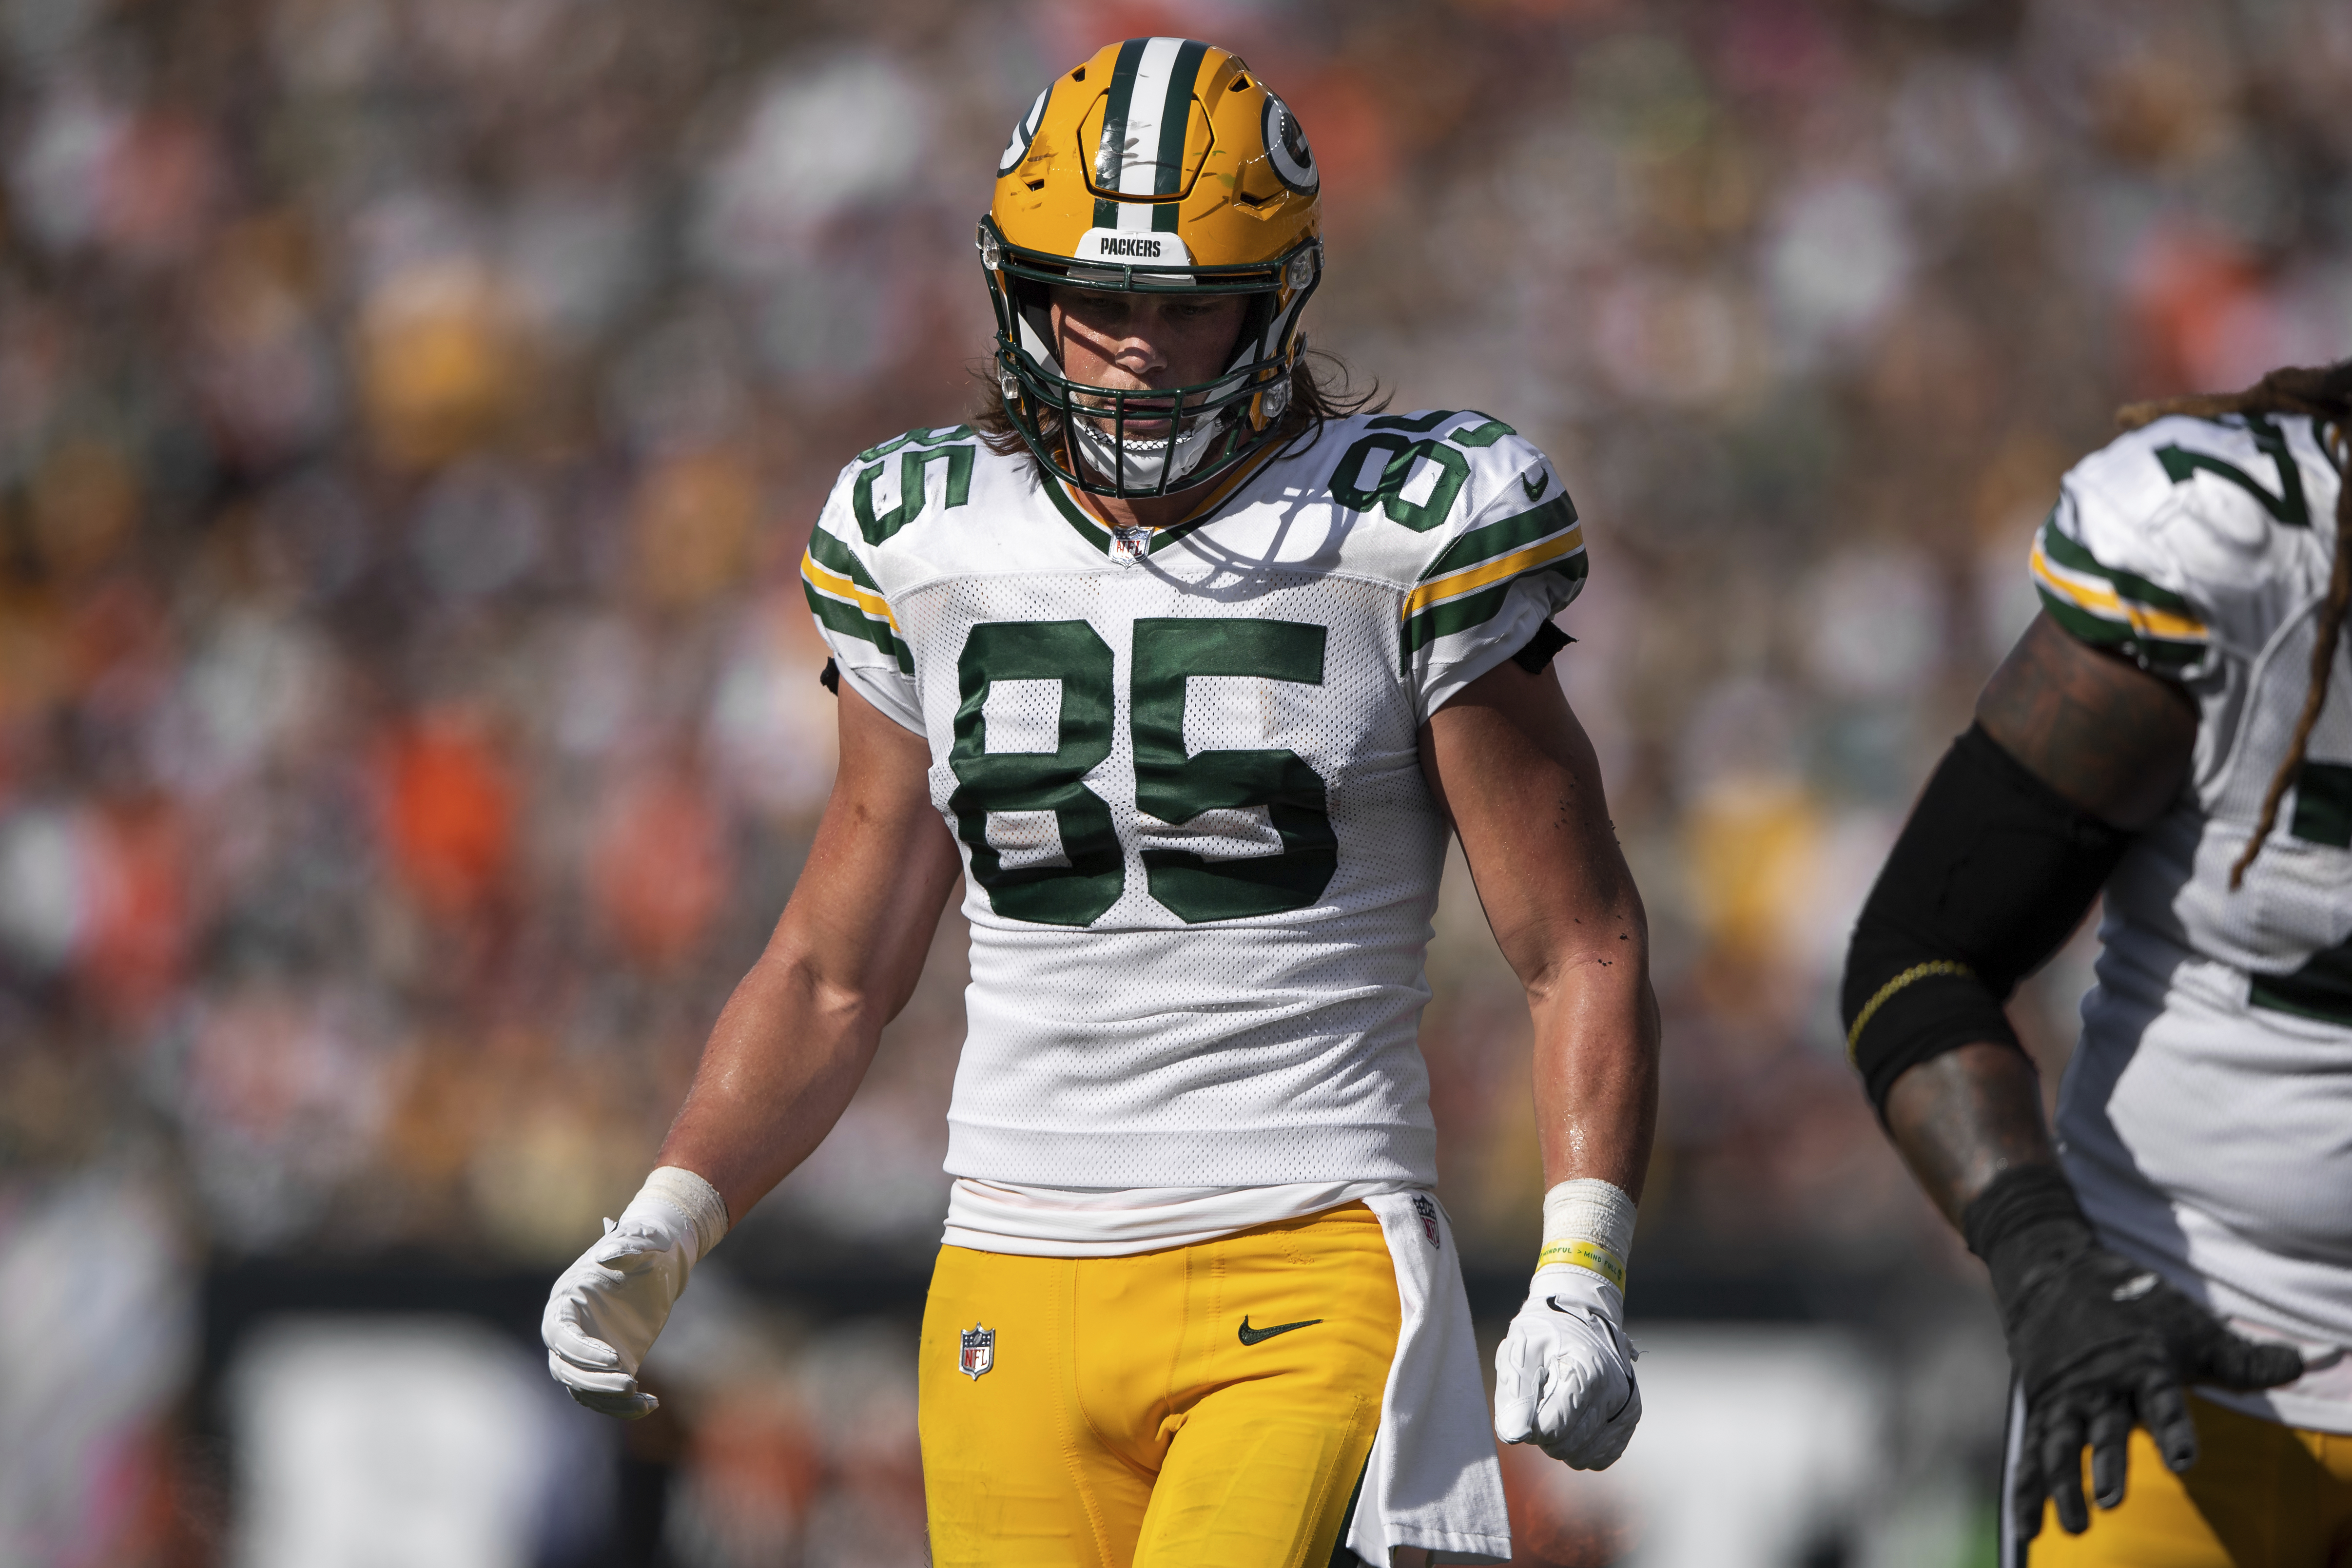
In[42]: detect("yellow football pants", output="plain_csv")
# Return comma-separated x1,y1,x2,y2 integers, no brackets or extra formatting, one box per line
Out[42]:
918,1202,1402,1568
2023,1394,2352,1566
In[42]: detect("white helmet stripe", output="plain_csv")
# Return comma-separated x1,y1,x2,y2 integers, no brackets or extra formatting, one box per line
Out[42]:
1098,37,1189,202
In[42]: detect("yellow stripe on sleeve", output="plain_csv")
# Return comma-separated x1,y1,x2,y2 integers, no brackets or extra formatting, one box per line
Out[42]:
1402,524,1585,622
800,549,900,629
2028,541,2208,642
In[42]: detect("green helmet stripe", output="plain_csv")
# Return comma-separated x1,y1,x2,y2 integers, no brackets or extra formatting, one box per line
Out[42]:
1097,38,1148,214
1153,39,1207,196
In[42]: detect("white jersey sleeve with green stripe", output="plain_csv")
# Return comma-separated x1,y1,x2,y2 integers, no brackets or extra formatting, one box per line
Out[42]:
2033,412,2352,1389
1370,411,1587,721
799,426,970,734
2035,409,2349,976
2036,410,2347,683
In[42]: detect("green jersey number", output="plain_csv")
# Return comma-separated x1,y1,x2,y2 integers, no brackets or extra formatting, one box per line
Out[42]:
1333,434,1468,533
1331,410,1516,533
2246,762,2352,1026
854,430,975,545
2153,412,2311,527
947,617,1335,927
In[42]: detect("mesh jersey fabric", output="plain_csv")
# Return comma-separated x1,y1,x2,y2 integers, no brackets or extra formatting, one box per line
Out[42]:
799,410,1585,1189
2029,410,2352,1422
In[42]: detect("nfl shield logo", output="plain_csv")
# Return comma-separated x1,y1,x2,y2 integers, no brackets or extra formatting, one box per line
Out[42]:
1412,1194,1441,1248
959,1323,995,1380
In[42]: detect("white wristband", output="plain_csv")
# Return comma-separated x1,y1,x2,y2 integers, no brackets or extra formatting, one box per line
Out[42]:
639,1166,731,1265
1535,1178,1635,1289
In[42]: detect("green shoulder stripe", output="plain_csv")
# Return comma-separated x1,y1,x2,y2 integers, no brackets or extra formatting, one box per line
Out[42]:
1423,495,1577,580
2039,516,2195,615
803,580,914,674
1400,555,1588,671
2034,585,2204,673
806,526,878,591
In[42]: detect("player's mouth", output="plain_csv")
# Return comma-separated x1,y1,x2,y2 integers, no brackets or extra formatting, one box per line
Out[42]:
1077,390,1186,437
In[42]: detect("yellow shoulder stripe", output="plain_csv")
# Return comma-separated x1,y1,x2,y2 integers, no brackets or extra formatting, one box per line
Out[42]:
2029,540,2207,641
1401,524,1584,621
800,549,899,629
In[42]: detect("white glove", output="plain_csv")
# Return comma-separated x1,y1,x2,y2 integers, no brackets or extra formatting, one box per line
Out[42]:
542,1167,729,1419
1494,1263,1641,1469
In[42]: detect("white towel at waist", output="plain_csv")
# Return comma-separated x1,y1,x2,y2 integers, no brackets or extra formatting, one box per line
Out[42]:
1346,1191,1511,1566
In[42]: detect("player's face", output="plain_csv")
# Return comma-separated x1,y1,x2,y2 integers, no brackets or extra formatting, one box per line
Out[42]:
1048,287,1247,436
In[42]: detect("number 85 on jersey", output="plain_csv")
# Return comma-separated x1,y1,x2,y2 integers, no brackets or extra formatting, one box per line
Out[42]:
943,616,1339,929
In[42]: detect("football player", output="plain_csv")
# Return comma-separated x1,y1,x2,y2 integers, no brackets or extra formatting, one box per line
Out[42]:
544,39,1659,1566
1842,362,2352,1564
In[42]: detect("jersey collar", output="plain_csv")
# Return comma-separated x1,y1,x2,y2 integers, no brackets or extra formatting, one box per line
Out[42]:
1044,439,1284,558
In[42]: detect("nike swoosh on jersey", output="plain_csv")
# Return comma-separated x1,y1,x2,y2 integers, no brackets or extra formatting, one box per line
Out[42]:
1237,1315,1323,1346
1522,468,1549,502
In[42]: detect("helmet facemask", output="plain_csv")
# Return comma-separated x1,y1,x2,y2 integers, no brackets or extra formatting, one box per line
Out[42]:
981,218,1322,499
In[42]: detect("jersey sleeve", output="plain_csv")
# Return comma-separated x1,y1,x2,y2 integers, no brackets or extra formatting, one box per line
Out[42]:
1402,432,1587,720
2032,463,2218,682
800,468,923,733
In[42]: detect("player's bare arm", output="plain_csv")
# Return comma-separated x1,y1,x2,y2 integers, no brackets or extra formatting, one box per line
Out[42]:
541,681,960,1417
657,680,964,1218
1427,654,1659,1472
1420,657,1657,1197
1881,611,2195,1225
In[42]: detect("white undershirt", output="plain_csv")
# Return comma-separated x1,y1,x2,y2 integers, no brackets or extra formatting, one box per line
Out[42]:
943,1177,1415,1258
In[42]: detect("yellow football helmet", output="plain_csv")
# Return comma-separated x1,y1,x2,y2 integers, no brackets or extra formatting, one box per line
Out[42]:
979,38,1323,498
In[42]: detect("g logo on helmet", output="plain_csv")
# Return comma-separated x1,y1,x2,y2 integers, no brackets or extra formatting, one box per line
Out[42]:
1262,92,1317,194
997,85,1050,176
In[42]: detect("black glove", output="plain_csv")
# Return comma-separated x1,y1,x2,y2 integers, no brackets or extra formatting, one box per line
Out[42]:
1963,1165,2304,1540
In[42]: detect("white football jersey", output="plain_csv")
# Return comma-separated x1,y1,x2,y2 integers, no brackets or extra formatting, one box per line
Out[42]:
2032,410,2352,1421
799,411,1584,1191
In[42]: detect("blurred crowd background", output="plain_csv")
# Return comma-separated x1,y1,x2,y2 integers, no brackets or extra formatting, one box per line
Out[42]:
3,0,2351,1563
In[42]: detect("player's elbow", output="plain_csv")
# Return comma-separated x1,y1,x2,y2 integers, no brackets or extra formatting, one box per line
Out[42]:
1513,904,1653,1010
750,937,900,1042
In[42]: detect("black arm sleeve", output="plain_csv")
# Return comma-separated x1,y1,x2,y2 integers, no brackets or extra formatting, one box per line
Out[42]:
1841,722,2133,1114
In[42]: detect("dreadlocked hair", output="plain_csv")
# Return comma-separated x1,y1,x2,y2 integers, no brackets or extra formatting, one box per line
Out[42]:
2117,361,2352,889
969,347,1386,468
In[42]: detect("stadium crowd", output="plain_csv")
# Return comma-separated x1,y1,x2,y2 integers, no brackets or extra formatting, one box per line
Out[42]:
2,0,2350,1562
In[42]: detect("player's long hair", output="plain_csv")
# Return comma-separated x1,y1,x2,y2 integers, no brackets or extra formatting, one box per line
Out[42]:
2117,360,2352,887
969,347,1385,471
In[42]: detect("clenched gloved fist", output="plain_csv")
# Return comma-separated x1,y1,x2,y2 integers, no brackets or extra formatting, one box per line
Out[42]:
542,1166,729,1419
1493,1263,1641,1470
1965,1165,2303,1540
